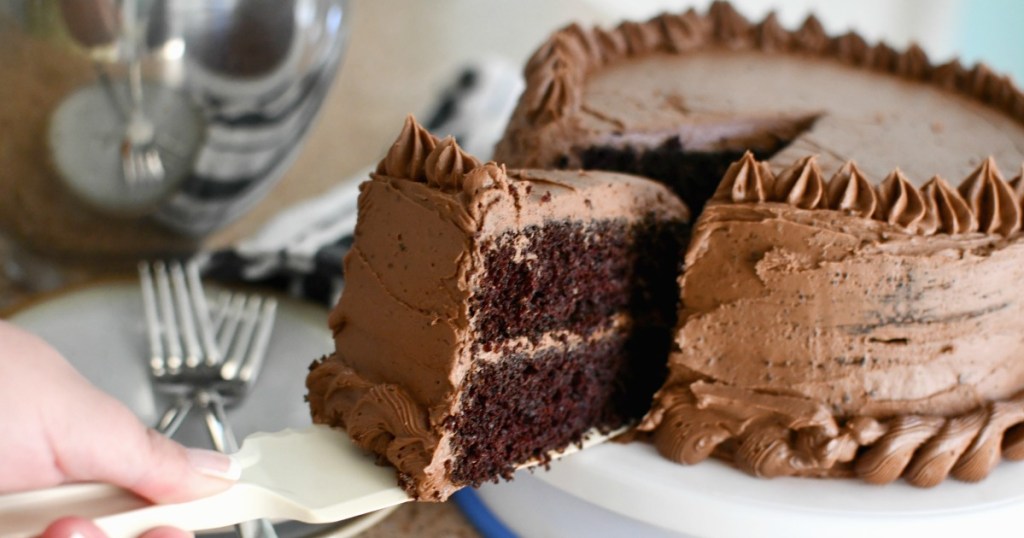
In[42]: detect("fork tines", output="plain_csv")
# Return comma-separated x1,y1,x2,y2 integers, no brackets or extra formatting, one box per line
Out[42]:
139,260,220,377
139,260,279,386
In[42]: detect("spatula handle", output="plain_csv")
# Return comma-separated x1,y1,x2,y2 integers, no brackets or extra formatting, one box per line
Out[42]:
0,481,275,538
0,425,414,537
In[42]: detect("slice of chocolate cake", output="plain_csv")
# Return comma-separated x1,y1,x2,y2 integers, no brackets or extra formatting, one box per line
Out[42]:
306,116,689,500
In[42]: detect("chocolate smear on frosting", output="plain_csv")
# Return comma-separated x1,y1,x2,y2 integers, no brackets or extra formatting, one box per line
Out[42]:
461,162,507,196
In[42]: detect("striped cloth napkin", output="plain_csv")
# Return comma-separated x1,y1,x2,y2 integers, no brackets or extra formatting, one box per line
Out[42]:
198,58,523,305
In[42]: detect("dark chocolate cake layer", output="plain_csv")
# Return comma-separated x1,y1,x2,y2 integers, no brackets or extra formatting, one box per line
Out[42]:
471,218,686,343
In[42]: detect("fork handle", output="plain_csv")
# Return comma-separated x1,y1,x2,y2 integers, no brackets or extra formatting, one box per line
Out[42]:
200,391,238,453
199,391,280,538
155,396,193,436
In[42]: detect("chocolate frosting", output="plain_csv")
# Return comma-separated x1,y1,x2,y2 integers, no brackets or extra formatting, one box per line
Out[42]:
772,155,826,209
642,153,1024,486
755,12,790,52
309,117,688,500
958,157,1022,236
920,176,977,235
376,115,437,180
711,150,773,203
424,136,482,191
875,169,927,231
714,154,1022,239
826,161,877,218
495,2,1024,189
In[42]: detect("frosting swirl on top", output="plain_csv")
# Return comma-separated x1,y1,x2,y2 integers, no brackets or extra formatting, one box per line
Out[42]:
826,161,877,218
875,169,927,231
720,153,1024,238
655,9,707,53
831,31,871,66
957,157,1022,236
771,155,826,209
619,20,662,55
871,42,900,73
897,43,931,80
755,12,790,52
374,116,496,195
708,0,751,48
920,176,977,235
524,45,578,124
425,136,482,191
931,59,966,90
712,150,773,203
376,114,438,180
791,15,828,54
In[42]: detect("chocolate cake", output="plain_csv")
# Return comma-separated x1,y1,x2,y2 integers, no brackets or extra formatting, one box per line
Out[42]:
306,116,689,500
495,2,1024,486
642,152,1024,486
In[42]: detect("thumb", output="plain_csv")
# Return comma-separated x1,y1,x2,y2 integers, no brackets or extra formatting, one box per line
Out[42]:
51,388,240,504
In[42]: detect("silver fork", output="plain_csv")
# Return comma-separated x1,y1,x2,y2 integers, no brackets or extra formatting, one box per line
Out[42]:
120,0,164,187
139,260,279,538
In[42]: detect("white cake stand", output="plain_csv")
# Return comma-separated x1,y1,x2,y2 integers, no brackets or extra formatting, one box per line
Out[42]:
477,440,1024,537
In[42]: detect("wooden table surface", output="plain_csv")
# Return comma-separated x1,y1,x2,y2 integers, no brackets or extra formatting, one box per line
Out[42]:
0,1,619,535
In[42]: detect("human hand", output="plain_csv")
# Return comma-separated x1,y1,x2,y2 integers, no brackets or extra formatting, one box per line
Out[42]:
0,321,239,537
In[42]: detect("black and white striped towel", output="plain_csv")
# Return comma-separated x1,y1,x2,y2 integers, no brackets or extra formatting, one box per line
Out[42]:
198,58,523,305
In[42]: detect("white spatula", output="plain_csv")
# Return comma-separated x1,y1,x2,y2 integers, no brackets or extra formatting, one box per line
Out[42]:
0,424,618,537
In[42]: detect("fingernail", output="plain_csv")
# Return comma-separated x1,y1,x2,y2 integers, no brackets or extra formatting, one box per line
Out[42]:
186,448,241,481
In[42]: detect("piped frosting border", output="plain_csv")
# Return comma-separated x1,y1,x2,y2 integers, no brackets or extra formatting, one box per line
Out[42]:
711,151,1024,238
517,1,1024,128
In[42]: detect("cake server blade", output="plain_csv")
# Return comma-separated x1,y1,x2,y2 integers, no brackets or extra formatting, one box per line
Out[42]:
0,423,620,537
